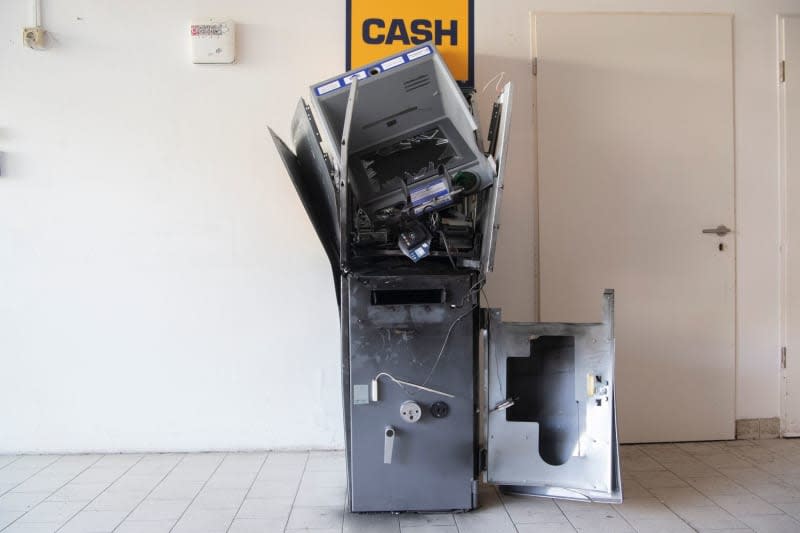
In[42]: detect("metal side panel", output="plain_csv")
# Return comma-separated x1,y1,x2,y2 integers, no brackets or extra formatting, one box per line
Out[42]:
480,82,513,274
269,127,340,277
291,98,339,246
484,290,621,503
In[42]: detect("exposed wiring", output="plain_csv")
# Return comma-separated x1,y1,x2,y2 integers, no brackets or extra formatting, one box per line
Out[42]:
482,287,506,400
373,372,454,398
481,72,506,95
421,304,477,388
438,230,457,270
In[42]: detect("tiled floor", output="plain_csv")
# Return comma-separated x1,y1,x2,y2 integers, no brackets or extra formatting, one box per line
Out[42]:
4,441,800,532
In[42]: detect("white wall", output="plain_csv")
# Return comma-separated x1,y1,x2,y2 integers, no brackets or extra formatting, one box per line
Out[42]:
0,0,793,453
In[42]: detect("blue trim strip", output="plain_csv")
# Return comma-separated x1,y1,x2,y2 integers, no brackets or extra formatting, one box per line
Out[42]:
314,45,433,97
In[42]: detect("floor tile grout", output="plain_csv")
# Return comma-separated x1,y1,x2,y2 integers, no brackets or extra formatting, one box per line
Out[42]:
111,452,189,531
53,454,146,533
11,444,800,533
225,452,269,532
0,455,62,499
0,454,105,532
168,452,228,533
283,452,310,533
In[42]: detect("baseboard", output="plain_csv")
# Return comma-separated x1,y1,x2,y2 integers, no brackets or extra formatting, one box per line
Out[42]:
735,417,780,439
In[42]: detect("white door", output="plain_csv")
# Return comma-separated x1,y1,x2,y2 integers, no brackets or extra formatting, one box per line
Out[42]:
782,16,800,436
534,13,736,443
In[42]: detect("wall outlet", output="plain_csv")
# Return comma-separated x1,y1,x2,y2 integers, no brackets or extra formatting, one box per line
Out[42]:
23,26,46,49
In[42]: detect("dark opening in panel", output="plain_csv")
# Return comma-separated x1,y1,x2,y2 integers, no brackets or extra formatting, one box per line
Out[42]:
506,335,578,466
371,288,445,306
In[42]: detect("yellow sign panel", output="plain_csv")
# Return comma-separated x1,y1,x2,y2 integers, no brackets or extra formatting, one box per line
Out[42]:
346,0,474,86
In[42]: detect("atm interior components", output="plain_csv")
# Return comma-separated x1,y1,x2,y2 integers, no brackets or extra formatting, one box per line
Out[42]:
270,42,621,513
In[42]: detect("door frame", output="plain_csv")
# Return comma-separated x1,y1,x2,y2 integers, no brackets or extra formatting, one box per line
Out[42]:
780,14,800,437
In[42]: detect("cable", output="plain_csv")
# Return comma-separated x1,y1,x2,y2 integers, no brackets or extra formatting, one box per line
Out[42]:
481,72,506,95
438,230,457,270
481,287,506,400
421,304,476,388
373,372,454,399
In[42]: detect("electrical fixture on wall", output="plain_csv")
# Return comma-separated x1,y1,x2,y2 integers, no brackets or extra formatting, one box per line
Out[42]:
23,0,46,50
190,19,235,64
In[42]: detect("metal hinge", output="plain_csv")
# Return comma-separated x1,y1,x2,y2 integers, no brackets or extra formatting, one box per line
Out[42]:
781,60,786,83
782,346,787,369
532,57,538,77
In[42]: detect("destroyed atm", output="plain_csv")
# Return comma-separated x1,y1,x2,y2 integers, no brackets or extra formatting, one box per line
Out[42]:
270,43,621,512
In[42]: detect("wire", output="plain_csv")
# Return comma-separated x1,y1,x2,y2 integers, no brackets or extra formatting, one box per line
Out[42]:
421,304,477,388
482,287,506,400
438,230,457,270
481,72,506,95
374,372,454,398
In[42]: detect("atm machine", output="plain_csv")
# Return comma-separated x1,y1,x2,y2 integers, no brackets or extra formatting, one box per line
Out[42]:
270,42,621,513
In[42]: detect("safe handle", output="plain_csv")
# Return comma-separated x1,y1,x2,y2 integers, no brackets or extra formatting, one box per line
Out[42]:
384,426,395,464
702,225,732,237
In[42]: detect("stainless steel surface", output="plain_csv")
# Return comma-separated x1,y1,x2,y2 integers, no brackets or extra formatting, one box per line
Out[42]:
484,290,621,503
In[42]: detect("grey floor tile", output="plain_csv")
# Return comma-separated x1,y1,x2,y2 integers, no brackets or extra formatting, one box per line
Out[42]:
711,493,783,517
235,497,293,520
501,495,567,524
560,509,636,532
204,472,257,490
740,513,800,532
0,510,26,529
306,452,346,472
85,490,145,512
18,500,85,523
626,518,695,532
649,486,716,507
398,513,455,527
672,505,748,530
294,483,346,507
10,442,800,533
0,457,20,470
615,498,681,521
516,523,578,532
400,526,458,533
127,498,191,521
344,510,401,532
190,487,248,510
228,517,287,533
246,480,299,499
114,520,176,533
453,508,518,533
0,492,50,512
148,479,205,500
285,529,341,533
2,523,62,533
301,468,347,488
286,505,344,530
632,471,690,489
57,510,127,533
171,508,236,533
47,482,109,502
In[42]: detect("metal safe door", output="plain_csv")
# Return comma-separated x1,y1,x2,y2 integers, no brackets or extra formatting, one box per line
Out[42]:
484,290,621,503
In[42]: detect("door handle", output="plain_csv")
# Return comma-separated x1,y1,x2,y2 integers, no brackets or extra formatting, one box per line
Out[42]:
702,225,732,237
384,426,395,464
